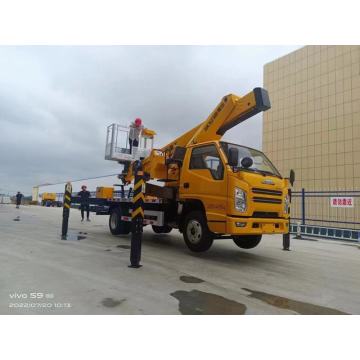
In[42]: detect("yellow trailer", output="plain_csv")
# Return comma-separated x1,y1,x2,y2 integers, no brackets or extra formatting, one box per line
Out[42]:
96,187,114,199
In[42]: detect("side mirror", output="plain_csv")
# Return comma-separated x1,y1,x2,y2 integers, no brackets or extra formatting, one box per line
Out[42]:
228,147,239,167
241,157,253,168
289,169,295,186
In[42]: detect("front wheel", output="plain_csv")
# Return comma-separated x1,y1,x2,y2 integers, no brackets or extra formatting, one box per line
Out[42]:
152,225,172,234
232,235,262,249
183,211,213,252
109,207,131,235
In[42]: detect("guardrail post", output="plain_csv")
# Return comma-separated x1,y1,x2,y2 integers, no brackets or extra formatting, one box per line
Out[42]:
61,182,72,240
301,188,305,225
129,161,144,268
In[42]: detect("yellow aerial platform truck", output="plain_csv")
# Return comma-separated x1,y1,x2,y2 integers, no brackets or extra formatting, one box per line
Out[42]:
91,87,294,252
41,192,61,207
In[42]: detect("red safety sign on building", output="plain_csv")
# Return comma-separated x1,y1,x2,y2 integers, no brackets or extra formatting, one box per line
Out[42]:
330,197,354,208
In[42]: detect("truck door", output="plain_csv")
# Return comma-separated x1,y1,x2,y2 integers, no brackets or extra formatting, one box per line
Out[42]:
180,144,227,232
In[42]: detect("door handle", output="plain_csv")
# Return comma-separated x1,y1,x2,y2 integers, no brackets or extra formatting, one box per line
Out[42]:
183,182,190,189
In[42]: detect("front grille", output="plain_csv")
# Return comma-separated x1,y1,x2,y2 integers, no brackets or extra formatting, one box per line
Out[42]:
253,196,282,204
252,187,282,196
252,187,283,205
253,211,279,218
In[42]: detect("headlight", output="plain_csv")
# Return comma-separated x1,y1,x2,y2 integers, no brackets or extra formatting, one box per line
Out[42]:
284,194,290,214
235,187,247,212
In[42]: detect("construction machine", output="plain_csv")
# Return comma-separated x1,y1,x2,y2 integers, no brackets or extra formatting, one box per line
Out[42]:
40,192,61,207
81,88,294,252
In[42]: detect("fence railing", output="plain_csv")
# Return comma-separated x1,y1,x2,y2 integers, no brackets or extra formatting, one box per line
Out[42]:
53,189,133,201
290,189,360,241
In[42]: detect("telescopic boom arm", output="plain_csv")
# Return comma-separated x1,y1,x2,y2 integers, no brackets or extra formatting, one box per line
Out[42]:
160,87,270,157
124,87,270,183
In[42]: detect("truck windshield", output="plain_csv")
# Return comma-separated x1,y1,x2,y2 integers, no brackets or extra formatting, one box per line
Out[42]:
220,142,281,177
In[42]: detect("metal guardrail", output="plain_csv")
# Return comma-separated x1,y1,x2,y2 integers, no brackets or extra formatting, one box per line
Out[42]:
290,189,360,241
54,189,133,200
290,223,359,242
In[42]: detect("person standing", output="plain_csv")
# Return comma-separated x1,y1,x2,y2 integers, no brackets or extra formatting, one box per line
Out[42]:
15,191,23,209
77,185,91,222
128,118,144,154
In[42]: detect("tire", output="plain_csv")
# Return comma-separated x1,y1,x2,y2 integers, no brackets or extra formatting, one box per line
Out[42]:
232,235,262,249
152,225,172,234
109,207,131,235
183,211,213,252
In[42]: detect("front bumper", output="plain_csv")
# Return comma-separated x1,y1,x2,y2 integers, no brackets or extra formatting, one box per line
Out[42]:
226,216,289,235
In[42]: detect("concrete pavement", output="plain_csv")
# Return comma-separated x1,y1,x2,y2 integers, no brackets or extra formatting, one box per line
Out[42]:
0,204,359,314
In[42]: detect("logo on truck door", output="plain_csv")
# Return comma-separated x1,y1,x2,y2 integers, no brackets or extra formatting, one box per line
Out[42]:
207,203,226,210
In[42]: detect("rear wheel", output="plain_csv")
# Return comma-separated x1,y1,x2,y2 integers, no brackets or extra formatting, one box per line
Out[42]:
183,211,213,252
232,235,262,249
109,207,131,235
152,225,172,234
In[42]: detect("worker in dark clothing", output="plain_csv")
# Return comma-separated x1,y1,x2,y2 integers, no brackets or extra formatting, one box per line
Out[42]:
15,192,23,209
77,185,91,222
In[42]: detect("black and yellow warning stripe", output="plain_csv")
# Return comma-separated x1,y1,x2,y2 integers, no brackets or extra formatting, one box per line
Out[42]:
63,183,72,210
132,175,144,220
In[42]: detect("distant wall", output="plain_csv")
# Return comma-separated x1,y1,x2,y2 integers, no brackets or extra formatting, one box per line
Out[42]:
0,195,11,204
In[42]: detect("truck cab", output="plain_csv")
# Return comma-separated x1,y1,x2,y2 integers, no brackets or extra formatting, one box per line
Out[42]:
178,140,290,251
